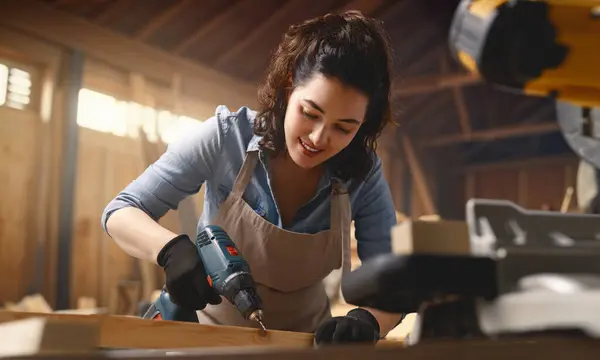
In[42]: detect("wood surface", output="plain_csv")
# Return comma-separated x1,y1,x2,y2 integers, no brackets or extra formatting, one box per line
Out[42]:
5,336,600,360
0,311,402,350
391,220,470,255
0,317,98,357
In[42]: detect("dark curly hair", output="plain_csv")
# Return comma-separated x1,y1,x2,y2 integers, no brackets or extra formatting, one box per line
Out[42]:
254,10,394,182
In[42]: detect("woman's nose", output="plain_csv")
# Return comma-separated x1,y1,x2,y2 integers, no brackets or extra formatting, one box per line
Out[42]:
309,125,328,148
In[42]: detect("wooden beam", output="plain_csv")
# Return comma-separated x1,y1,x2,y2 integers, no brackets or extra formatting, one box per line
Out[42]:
441,54,471,135
94,0,134,25
340,0,385,14
0,0,258,110
56,48,85,310
393,73,480,98
174,0,250,55
213,0,305,68
422,122,560,148
0,311,403,349
401,134,437,215
174,0,251,55
135,0,193,41
461,155,578,173
212,0,384,70
53,0,81,7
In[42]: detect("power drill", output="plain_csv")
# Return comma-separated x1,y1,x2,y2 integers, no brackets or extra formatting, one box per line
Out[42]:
142,225,267,332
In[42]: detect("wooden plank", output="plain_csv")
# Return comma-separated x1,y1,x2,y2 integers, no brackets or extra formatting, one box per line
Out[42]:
174,0,251,55
7,336,600,360
104,337,600,360
0,317,98,357
0,107,40,304
213,0,305,67
0,311,403,349
400,134,436,215
393,73,480,98
0,0,258,111
422,122,560,148
339,0,384,14
441,53,471,135
136,0,194,40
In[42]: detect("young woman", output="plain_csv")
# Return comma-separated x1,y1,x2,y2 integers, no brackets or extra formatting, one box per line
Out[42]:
102,10,402,345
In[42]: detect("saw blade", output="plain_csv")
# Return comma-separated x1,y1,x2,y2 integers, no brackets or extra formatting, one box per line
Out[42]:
557,101,600,168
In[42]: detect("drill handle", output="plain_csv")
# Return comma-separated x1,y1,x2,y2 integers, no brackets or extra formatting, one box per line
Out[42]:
144,287,200,322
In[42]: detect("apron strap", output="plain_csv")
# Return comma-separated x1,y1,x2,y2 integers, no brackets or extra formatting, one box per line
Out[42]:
232,151,259,197
330,179,352,273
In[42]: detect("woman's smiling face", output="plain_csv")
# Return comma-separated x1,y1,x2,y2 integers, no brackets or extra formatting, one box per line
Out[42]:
283,73,369,170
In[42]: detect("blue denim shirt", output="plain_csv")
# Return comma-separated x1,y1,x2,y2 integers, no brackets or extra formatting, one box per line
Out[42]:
101,106,397,262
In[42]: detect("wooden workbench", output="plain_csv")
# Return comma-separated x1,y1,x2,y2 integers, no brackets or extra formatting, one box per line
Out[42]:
4,336,600,360
2,310,600,359
0,310,402,356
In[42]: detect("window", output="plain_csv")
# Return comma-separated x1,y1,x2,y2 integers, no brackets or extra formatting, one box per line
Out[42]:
76,88,201,143
0,62,33,110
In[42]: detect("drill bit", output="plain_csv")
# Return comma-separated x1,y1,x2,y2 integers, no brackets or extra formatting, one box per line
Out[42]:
249,310,267,336
257,318,267,333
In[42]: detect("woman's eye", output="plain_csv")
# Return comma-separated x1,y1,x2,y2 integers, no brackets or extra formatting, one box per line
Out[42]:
336,126,351,134
302,109,318,119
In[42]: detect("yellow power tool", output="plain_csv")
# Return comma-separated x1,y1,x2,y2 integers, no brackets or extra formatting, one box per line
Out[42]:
450,0,600,212
449,0,600,108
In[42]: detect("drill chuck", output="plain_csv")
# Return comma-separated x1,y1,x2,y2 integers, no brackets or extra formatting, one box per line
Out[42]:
220,272,264,320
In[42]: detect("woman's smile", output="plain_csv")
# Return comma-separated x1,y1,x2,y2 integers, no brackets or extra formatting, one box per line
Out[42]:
299,138,324,157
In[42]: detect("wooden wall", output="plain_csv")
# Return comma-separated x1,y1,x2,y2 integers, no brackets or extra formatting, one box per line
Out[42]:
0,107,41,304
439,156,580,219
465,156,579,210
0,26,208,309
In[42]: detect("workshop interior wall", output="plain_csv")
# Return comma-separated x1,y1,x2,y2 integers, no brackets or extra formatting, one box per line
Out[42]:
0,27,206,309
0,106,41,304
463,157,579,213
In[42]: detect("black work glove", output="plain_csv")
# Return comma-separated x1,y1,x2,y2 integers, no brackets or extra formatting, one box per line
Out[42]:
314,308,380,346
157,234,222,310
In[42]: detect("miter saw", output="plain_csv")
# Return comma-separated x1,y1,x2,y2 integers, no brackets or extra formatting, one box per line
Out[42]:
450,0,600,211
343,199,600,344
341,0,600,346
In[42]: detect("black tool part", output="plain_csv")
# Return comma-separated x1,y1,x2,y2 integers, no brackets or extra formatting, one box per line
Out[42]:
224,274,263,320
341,253,498,314
417,298,486,342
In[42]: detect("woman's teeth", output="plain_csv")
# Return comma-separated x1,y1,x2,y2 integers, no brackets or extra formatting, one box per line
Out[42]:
300,139,321,152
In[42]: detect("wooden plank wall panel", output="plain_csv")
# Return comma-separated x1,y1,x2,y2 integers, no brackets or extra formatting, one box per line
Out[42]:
474,169,520,204
526,163,575,210
69,129,206,308
70,129,161,308
464,157,579,212
101,136,144,308
0,25,210,308
0,114,204,309
71,136,106,307
0,108,39,303
0,25,62,307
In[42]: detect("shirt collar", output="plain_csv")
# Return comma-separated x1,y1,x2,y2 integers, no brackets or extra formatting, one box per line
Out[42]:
247,134,262,152
247,134,350,191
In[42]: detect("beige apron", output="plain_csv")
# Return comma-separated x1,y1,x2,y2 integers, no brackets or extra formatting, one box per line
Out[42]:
196,150,352,332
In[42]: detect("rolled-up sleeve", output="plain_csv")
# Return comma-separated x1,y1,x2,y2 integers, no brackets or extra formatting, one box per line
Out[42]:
353,155,397,262
101,111,227,233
